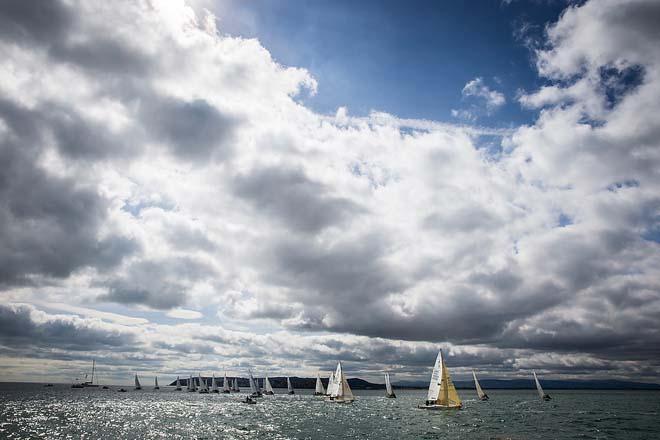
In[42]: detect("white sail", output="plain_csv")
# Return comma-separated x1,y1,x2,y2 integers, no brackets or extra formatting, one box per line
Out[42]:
199,374,207,391
232,378,239,392
211,374,218,392
248,370,258,394
134,374,141,389
329,362,354,402
223,372,230,392
473,370,486,399
326,371,336,396
175,376,181,389
533,371,547,399
426,350,443,401
385,372,393,396
315,373,325,394
265,375,274,393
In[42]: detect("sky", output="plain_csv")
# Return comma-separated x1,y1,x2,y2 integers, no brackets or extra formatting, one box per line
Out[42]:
0,0,659,386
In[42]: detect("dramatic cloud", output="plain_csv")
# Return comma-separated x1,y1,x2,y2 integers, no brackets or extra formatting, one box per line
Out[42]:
0,0,659,384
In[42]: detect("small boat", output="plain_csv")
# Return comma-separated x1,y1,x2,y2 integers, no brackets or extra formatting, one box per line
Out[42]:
222,372,231,394
287,376,295,395
154,376,160,390
118,388,127,392
325,361,355,403
175,376,182,391
533,371,551,401
242,396,256,404
102,385,109,389
198,374,209,394
248,369,262,397
71,381,84,389
314,372,325,396
263,375,275,395
472,370,489,401
384,372,396,398
44,383,54,387
134,374,142,390
231,378,240,392
211,374,219,393
418,350,462,410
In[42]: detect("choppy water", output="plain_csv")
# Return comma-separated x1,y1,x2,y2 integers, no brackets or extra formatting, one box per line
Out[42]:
1,383,659,439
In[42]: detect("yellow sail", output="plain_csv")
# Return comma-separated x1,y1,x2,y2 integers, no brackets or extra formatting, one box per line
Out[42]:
436,356,462,407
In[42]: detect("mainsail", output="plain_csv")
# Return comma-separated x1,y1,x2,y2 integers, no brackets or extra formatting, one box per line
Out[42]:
424,350,461,408
223,372,231,393
248,369,261,396
328,362,354,403
232,378,239,392
134,374,141,390
154,376,159,390
314,373,325,395
175,376,181,390
384,372,395,397
264,375,274,394
472,370,488,400
287,376,295,394
533,371,551,400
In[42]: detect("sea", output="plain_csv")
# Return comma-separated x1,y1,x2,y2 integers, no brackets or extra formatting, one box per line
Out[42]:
1,383,659,439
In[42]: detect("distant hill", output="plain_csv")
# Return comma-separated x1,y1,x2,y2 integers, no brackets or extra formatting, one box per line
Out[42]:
169,377,660,390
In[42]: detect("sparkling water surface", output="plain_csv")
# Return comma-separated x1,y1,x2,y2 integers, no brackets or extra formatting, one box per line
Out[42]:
1,383,659,439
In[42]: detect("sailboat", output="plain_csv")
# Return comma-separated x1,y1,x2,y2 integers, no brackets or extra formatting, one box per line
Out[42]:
83,360,99,387
199,374,209,393
248,369,262,397
222,372,231,394
287,376,295,395
533,371,551,401
154,376,160,390
231,378,240,392
418,350,462,410
134,374,142,390
175,376,182,391
211,374,219,393
264,375,275,395
314,372,325,396
384,372,396,398
472,370,488,400
326,362,355,403
325,372,334,396
188,374,197,392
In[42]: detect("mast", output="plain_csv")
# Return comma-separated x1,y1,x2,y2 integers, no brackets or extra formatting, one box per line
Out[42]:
91,359,95,385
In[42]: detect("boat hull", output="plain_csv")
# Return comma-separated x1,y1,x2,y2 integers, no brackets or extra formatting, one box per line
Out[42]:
417,404,462,410
386,394,396,398
325,397,354,404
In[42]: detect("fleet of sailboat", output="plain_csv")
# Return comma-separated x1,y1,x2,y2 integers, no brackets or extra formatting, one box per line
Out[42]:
533,371,551,401
69,355,559,410
418,350,462,410
384,372,396,398
472,370,488,400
